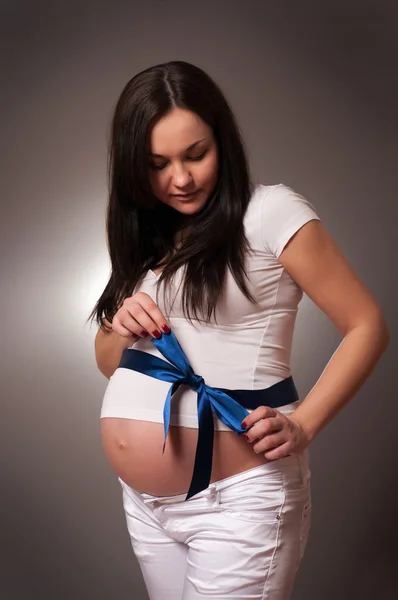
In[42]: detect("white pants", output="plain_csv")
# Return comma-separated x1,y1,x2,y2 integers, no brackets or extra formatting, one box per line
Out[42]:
118,451,312,600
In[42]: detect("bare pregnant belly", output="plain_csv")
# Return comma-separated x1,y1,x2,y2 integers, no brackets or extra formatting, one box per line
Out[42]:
101,417,275,496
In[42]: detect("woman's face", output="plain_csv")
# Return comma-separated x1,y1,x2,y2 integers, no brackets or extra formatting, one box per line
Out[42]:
147,107,219,215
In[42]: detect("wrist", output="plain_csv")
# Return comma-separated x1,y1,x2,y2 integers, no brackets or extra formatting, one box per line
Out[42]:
290,414,314,445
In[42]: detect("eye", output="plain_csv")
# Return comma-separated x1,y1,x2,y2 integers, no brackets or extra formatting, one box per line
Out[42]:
149,150,207,171
189,151,207,161
149,162,167,171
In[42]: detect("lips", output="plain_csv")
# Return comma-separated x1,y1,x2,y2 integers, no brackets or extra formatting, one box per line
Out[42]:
173,191,199,201
174,191,197,197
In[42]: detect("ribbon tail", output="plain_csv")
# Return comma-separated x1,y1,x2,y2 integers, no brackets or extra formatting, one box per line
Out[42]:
185,387,214,501
152,330,193,376
162,381,183,454
208,387,250,433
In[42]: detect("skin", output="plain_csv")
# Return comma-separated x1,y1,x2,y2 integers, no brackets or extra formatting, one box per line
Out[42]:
107,107,219,341
147,106,219,217
243,219,389,457
97,107,389,470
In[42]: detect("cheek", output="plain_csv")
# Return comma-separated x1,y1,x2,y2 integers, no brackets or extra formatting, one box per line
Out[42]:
199,155,219,186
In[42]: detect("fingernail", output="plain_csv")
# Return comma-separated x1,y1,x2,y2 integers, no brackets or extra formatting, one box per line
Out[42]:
152,330,161,338
140,330,149,337
241,421,248,429
244,435,251,443
161,325,171,334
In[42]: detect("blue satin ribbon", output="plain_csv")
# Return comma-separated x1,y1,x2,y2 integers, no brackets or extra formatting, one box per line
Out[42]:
118,330,299,500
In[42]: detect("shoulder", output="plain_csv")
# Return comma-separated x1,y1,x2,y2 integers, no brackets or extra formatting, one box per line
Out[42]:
247,182,318,215
247,183,321,258
256,182,317,212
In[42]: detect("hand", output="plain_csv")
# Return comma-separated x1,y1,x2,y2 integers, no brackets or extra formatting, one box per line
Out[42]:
241,407,310,460
112,292,171,340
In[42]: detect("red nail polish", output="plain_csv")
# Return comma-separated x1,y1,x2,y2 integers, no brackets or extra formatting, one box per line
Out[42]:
241,421,248,429
140,330,149,337
152,330,161,338
161,325,171,334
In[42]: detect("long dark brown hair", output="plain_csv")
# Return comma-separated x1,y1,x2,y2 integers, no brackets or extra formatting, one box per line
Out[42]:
89,60,256,331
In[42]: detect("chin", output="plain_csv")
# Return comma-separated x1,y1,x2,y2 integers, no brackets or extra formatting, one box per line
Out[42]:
175,201,207,215
177,200,202,211
181,192,210,212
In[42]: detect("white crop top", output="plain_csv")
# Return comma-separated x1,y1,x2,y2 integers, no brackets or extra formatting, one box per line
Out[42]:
100,183,321,430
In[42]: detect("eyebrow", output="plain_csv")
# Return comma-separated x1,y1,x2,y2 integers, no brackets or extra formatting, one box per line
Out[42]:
148,138,207,158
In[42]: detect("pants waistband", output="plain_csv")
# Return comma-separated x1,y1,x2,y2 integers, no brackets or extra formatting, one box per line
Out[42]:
121,451,310,506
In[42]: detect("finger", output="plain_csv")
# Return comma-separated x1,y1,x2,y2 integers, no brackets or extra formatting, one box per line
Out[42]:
241,406,278,430
112,313,148,338
112,314,140,338
262,441,292,461
128,303,165,338
139,294,172,336
130,294,171,338
241,407,277,430
252,431,286,455
120,298,159,338
245,417,282,443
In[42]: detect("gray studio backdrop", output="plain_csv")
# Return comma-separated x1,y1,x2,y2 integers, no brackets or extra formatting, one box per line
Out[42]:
1,2,397,599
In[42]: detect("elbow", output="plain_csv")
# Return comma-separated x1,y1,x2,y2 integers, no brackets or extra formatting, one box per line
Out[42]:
96,359,112,380
372,306,390,351
95,351,115,380
94,346,111,380
380,318,390,352
345,307,390,353
360,309,390,352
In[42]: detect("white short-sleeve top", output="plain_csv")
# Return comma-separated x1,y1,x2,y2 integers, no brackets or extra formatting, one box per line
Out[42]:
100,183,321,430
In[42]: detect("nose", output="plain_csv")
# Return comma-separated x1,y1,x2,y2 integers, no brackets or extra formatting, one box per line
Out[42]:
171,163,193,187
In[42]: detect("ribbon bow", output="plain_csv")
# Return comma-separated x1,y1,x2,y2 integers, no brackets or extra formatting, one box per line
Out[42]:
119,331,249,500
118,330,298,500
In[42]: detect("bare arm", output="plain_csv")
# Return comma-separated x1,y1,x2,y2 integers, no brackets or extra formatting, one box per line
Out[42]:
94,293,171,379
242,219,390,460
279,220,390,442
95,320,138,379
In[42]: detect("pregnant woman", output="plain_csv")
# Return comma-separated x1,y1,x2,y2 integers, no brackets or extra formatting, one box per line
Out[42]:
90,61,389,599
